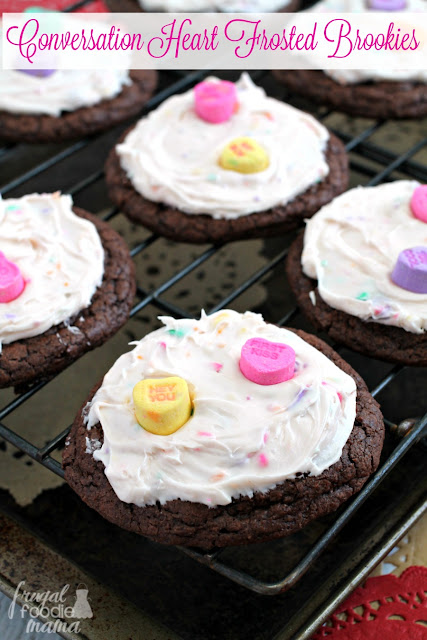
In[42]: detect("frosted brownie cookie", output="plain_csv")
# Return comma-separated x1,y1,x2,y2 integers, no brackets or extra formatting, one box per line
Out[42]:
273,0,427,119
105,74,348,243
0,70,157,144
63,310,384,549
286,181,427,365
0,193,135,388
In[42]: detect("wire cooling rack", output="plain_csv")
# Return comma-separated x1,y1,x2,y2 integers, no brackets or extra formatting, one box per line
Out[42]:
0,16,426,638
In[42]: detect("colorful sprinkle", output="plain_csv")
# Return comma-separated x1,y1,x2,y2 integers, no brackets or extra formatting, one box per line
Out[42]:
356,292,369,301
267,403,282,412
198,431,213,438
167,328,187,338
258,454,269,467
288,388,309,409
262,111,274,121
210,362,223,373
210,473,225,482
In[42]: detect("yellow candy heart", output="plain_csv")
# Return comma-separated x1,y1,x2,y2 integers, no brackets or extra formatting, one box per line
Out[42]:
133,376,192,436
219,137,269,174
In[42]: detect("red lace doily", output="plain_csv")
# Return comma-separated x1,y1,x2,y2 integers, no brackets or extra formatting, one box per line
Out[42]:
1,0,109,14
313,566,427,639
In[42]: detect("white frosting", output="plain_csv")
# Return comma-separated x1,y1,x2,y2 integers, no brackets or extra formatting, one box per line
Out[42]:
302,181,427,334
0,193,104,345
0,70,131,117
117,74,330,220
88,310,357,507
138,0,292,11
306,0,427,85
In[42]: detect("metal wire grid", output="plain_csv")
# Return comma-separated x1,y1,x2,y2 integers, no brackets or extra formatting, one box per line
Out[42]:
0,35,426,596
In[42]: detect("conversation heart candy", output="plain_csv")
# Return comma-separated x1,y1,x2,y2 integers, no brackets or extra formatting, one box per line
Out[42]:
18,69,56,78
194,80,237,124
219,137,269,174
410,184,427,223
133,376,192,435
239,338,296,386
367,0,407,8
391,247,427,294
0,252,25,303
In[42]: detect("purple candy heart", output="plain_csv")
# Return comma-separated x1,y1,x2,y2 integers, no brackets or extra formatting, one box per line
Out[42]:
18,68,56,78
367,0,407,9
391,247,427,294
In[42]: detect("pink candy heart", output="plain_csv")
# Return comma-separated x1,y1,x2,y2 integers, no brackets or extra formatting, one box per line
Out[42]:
0,252,25,303
411,185,427,224
194,80,237,124
239,338,296,386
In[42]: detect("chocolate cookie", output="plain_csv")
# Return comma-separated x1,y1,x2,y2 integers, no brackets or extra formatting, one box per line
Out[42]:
0,71,158,145
287,234,427,367
273,70,427,120
63,328,384,549
105,0,300,11
0,208,136,390
105,131,348,244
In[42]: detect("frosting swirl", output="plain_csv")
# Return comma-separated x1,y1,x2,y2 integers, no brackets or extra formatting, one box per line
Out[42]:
88,310,356,507
0,70,131,117
302,181,427,334
0,193,104,346
117,73,330,219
